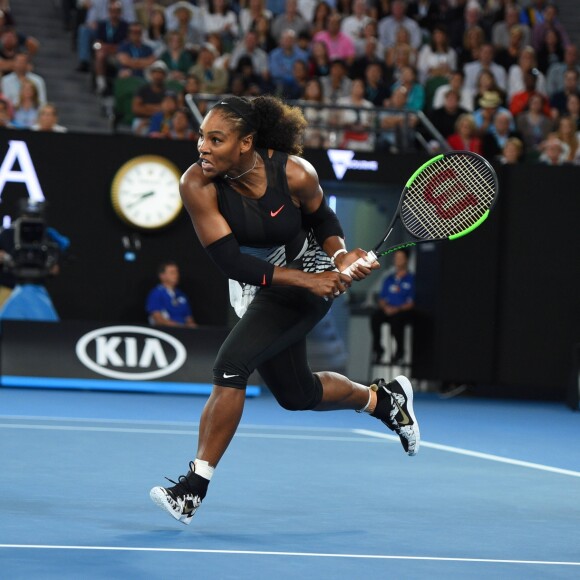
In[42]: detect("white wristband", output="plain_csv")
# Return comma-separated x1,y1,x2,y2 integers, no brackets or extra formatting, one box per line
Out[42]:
330,248,347,268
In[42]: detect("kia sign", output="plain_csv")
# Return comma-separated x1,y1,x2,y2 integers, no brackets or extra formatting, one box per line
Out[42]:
76,325,187,380
327,149,379,180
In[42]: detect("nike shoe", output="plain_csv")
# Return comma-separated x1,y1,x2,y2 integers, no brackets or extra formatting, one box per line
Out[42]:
370,375,420,456
150,461,208,525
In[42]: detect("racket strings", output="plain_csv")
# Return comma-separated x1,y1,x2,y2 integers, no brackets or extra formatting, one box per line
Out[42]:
402,154,496,240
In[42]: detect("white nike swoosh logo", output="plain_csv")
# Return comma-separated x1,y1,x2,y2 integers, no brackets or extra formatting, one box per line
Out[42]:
223,373,239,378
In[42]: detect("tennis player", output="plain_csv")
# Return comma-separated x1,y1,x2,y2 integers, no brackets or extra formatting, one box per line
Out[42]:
150,95,420,524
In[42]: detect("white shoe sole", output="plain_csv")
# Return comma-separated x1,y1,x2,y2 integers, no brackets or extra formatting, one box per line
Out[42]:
150,486,193,525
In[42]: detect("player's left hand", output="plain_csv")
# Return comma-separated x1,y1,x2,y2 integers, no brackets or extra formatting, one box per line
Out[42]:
335,249,379,281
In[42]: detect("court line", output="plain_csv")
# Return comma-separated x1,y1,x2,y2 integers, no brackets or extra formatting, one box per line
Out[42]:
0,544,579,567
355,429,580,478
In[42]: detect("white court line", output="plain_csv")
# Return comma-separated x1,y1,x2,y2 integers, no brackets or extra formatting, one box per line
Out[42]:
0,544,579,567
355,429,580,478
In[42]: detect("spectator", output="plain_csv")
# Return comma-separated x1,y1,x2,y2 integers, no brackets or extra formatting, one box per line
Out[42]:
131,59,169,135
370,249,415,365
116,22,157,79
75,0,134,72
429,88,468,139
432,69,475,112
300,77,330,148
165,1,204,50
179,72,207,115
0,97,14,128
310,1,332,38
536,28,565,75
495,25,526,72
159,30,194,81
564,93,580,130
350,35,385,80
313,12,356,65
239,0,272,36
320,58,352,104
554,115,580,163
0,27,39,73
447,113,483,153
385,26,417,69
135,1,172,30
1,52,47,107
546,43,579,97
379,86,418,152
334,78,376,151
507,46,547,100
473,90,514,137
378,0,422,50
516,93,554,153
519,0,548,29
473,69,507,111
31,103,67,133
308,39,331,78
499,136,524,164
510,69,551,117
459,1,488,52
407,0,440,34
229,30,270,81
482,110,521,160
391,65,425,111
189,43,229,95
148,90,178,137
363,61,391,106
342,0,373,45
203,0,240,53
251,13,277,53
228,55,268,96
457,25,485,70
11,78,39,129
271,0,309,43
353,18,385,58
538,134,569,165
167,107,197,140
416,24,457,84
280,58,309,99
93,1,129,95
268,29,309,94
143,6,168,56
464,43,507,93
492,4,531,50
550,69,580,116
146,261,197,328
531,3,570,53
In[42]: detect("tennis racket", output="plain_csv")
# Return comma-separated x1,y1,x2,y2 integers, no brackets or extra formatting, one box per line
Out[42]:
341,151,499,276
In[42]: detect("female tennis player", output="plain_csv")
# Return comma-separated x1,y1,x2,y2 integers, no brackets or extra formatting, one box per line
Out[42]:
150,95,420,524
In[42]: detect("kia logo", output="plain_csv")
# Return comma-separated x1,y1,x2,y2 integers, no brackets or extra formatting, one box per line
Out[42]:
76,325,187,380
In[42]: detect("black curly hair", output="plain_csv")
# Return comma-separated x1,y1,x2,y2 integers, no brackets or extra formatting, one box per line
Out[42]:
211,95,307,156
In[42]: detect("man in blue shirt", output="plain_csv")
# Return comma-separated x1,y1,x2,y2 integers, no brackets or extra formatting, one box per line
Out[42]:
370,249,415,364
146,261,197,328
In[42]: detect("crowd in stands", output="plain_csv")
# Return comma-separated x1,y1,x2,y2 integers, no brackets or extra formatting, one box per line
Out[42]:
3,0,580,165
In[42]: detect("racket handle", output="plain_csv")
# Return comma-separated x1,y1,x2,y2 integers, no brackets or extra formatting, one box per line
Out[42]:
340,251,377,277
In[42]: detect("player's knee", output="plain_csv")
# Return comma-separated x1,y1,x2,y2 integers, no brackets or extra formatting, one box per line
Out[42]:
273,374,323,411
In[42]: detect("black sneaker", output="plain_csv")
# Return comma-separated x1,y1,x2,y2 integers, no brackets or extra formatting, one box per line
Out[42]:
370,375,420,456
150,461,208,525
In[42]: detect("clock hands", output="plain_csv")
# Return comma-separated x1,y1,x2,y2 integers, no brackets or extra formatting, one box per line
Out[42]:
126,191,155,209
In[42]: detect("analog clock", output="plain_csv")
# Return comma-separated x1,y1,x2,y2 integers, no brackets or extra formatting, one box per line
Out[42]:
111,155,183,230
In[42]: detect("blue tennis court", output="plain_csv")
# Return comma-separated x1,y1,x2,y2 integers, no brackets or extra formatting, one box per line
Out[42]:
1,386,579,579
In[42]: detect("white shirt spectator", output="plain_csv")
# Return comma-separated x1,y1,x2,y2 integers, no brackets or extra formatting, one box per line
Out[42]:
432,83,475,112
463,61,507,92
2,72,47,107
378,15,422,49
417,44,457,84
507,65,547,99
85,0,136,25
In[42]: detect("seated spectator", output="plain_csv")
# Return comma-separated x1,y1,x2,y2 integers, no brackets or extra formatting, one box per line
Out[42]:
189,42,229,95
342,0,373,45
31,103,67,132
550,68,579,117
146,261,197,328
93,2,129,95
536,28,565,75
320,58,352,104
228,55,269,96
350,35,385,80
131,60,169,135
179,72,207,116
0,97,14,129
564,93,580,130
428,88,468,139
165,0,203,50
143,6,168,56
354,18,385,59
148,90,178,137
457,25,485,70
495,25,526,72
0,27,39,73
203,0,239,53
281,58,309,99
391,65,425,111
499,136,524,164
271,0,309,43
379,86,418,153
473,69,507,111
313,12,356,66
554,115,580,164
473,90,514,136
417,24,457,85
546,43,579,97
116,22,157,79
406,0,440,34
334,78,376,151
167,107,197,140
510,69,552,117
300,77,330,148
310,1,332,38
507,46,547,100
159,30,194,82
378,0,422,51
432,69,475,112
229,30,270,83
363,61,391,107
537,134,569,165
308,39,331,78
135,1,172,30
384,26,417,69
532,3,570,54
1,52,47,107
464,43,507,93
239,0,272,36
482,110,522,160
516,93,554,153
519,0,548,29
447,113,482,153
492,4,531,50
251,13,277,53
11,79,39,129
268,29,309,95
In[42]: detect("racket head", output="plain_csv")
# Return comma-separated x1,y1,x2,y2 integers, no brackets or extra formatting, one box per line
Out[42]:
398,151,499,243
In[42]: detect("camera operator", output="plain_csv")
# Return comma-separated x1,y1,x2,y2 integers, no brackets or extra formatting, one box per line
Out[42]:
0,200,69,321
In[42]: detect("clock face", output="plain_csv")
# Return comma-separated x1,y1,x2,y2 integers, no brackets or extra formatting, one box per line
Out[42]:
111,155,183,230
